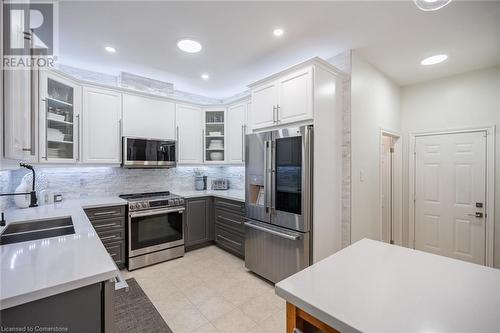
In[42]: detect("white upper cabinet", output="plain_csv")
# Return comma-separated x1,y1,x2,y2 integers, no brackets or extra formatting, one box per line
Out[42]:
277,66,313,124
39,71,81,163
249,65,314,131
250,82,277,130
82,87,122,164
122,93,175,140
3,68,37,161
227,102,246,164
176,104,203,164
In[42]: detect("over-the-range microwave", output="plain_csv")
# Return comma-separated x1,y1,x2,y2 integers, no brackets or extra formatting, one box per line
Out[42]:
122,137,176,168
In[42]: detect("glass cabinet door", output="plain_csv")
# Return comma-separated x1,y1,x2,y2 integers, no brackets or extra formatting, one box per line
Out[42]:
204,110,225,163
274,136,302,215
40,72,80,162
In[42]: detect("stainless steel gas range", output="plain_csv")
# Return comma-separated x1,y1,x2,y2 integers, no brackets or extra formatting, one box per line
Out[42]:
119,191,185,270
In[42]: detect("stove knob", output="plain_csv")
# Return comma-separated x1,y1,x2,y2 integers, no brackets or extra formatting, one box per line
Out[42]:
141,202,148,209
175,199,180,205
130,203,136,210
179,198,184,205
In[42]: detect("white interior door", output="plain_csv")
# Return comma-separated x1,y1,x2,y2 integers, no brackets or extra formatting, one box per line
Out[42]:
414,131,486,265
381,135,393,243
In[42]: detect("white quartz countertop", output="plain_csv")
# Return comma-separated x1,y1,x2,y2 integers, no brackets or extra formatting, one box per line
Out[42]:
176,189,245,202
275,239,500,333
0,197,127,310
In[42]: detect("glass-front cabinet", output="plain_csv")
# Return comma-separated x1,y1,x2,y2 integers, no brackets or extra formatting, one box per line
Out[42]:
39,71,81,163
204,109,226,163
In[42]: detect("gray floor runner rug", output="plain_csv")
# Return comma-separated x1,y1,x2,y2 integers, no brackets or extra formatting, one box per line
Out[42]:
115,278,172,333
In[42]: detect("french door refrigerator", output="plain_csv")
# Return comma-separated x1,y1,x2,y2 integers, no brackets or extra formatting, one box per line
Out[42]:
244,125,313,283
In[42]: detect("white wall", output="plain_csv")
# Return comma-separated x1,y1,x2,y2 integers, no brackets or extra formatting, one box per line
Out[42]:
401,65,500,267
351,52,401,242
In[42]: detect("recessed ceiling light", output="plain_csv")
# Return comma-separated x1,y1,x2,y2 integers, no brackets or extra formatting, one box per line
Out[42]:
201,73,209,80
104,46,116,53
273,28,284,37
421,54,448,66
177,39,202,53
414,0,452,11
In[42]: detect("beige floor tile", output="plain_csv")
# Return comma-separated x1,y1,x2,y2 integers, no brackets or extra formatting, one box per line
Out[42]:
183,282,217,306
190,322,220,333
162,303,209,333
219,282,267,307
153,291,193,318
211,308,258,333
196,295,236,321
239,290,285,323
259,308,286,333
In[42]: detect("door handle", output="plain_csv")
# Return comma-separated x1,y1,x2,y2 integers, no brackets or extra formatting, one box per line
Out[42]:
467,212,484,218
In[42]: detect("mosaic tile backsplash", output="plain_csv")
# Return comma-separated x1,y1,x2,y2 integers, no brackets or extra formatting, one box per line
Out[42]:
0,166,244,209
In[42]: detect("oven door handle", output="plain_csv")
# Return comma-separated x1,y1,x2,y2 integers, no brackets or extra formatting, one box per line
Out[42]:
130,207,185,218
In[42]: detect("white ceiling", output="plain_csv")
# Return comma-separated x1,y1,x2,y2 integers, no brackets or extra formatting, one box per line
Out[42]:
58,1,500,99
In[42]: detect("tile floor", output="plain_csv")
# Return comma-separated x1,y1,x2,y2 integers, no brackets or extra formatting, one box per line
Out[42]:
122,245,286,333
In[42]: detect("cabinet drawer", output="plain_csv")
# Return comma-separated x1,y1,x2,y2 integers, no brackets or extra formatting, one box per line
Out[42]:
215,225,244,258
84,205,125,220
97,228,125,244
105,240,126,267
91,217,124,231
214,198,245,214
215,209,245,234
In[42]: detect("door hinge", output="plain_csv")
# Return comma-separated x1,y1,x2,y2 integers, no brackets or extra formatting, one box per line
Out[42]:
390,147,394,153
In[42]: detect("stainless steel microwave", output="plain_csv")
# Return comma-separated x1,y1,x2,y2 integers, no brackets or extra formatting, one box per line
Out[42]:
122,137,176,168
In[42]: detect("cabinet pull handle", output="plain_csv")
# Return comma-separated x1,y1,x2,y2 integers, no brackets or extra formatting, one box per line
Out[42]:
176,126,180,162
217,234,241,247
217,215,242,225
94,211,118,216
202,128,205,163
241,125,245,163
272,105,277,123
94,222,118,229
44,97,48,160
26,31,36,156
76,114,80,161
276,105,280,123
101,234,118,241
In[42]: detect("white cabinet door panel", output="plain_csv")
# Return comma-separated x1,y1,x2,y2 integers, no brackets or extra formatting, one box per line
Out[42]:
415,132,486,265
251,82,277,130
122,94,175,140
277,66,313,125
176,104,203,164
82,87,122,164
227,103,246,163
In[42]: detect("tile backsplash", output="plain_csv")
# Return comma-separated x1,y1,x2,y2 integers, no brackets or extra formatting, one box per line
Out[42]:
0,166,244,209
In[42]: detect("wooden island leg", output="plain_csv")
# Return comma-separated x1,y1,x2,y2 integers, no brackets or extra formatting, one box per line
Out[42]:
286,302,304,333
286,302,341,333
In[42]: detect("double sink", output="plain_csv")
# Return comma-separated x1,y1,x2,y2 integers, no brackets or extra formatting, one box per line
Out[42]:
0,217,75,245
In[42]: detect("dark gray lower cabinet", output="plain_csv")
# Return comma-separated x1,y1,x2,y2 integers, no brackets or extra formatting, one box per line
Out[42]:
185,197,213,249
84,205,127,269
214,198,245,258
0,281,112,333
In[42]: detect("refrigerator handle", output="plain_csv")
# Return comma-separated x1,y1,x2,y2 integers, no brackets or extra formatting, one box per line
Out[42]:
264,140,272,213
270,139,276,212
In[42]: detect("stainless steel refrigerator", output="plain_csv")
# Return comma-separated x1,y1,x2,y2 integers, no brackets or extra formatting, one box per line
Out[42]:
244,125,313,283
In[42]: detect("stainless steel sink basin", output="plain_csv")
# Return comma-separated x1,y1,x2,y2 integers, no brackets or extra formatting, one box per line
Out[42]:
0,217,75,245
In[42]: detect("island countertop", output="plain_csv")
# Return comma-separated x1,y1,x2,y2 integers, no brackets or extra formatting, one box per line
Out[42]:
275,238,500,333
0,197,127,310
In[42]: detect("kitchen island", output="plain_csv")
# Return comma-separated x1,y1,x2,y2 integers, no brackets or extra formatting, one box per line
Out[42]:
275,238,500,333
